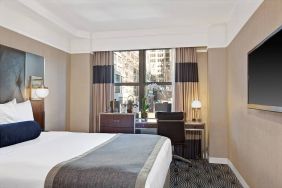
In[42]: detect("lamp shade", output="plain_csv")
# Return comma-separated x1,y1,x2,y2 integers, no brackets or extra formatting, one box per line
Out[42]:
35,87,49,99
191,100,202,109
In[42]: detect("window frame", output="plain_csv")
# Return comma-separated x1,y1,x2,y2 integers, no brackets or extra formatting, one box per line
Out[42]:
113,49,172,110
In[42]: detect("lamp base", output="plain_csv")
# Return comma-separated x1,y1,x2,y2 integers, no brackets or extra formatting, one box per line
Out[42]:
192,118,201,122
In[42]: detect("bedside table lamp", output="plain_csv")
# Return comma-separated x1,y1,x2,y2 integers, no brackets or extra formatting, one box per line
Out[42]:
35,85,49,99
192,100,201,122
29,76,49,131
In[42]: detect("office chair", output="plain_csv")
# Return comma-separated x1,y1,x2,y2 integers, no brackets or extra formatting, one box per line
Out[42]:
156,112,191,165
156,112,191,186
155,102,172,112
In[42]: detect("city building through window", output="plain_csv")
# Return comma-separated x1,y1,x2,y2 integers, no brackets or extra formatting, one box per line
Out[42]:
114,49,172,114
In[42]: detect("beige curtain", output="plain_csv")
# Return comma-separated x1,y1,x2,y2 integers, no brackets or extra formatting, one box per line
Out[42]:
174,48,199,121
91,51,114,133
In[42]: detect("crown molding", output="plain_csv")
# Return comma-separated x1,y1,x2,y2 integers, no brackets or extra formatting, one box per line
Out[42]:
226,0,264,46
0,0,264,53
17,0,90,39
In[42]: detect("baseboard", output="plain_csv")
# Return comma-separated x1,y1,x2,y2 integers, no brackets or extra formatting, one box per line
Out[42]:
208,157,229,164
209,157,249,188
227,160,250,188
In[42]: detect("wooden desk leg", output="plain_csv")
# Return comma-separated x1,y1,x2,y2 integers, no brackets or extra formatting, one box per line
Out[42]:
202,129,205,159
202,129,207,159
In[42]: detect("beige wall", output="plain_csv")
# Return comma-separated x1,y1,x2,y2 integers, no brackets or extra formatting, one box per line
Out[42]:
69,53,91,132
0,26,70,131
227,1,282,187
208,48,229,158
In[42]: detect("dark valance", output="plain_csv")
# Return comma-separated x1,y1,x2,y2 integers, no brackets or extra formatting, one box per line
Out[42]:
175,62,198,82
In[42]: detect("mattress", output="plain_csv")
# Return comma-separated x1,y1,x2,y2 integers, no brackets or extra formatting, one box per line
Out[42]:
0,132,172,188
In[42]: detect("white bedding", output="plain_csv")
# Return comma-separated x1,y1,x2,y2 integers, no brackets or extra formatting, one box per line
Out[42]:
0,132,172,188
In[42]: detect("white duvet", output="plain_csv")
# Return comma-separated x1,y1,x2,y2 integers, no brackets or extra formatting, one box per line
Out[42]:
0,132,172,188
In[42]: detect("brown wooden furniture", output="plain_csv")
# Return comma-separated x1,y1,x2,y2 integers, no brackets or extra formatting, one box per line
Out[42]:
99,113,135,134
31,100,45,130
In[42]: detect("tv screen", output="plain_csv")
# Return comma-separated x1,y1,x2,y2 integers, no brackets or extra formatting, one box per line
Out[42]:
248,27,282,112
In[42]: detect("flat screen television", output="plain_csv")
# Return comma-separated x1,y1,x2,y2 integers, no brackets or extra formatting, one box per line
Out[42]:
248,26,282,112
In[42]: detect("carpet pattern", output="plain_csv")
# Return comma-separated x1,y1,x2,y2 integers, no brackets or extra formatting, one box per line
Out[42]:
170,160,243,188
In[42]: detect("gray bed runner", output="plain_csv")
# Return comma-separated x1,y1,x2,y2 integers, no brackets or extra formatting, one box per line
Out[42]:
45,134,167,188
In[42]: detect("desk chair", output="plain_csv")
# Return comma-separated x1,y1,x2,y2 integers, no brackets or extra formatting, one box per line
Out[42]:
155,102,172,112
156,112,191,165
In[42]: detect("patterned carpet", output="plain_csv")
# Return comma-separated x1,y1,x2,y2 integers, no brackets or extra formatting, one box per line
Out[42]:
170,160,243,188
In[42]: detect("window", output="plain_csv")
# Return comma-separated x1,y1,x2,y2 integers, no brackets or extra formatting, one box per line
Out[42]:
114,49,172,114
146,50,172,82
114,86,139,104
114,51,139,83
145,85,172,112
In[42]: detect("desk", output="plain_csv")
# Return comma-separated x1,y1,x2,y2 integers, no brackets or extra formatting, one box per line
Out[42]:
135,119,206,159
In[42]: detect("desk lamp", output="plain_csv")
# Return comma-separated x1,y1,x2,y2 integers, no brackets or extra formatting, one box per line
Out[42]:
192,100,201,122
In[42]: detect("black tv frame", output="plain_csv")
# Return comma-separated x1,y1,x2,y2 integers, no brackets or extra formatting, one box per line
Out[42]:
248,25,282,113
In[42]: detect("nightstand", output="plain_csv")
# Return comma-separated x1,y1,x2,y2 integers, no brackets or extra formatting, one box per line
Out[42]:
185,121,206,159
30,100,45,131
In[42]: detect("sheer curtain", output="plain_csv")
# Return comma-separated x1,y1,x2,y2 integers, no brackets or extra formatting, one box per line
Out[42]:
174,47,199,121
90,51,114,133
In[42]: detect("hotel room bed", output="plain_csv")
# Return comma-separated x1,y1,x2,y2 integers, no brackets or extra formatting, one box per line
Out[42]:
0,131,172,188
0,45,172,188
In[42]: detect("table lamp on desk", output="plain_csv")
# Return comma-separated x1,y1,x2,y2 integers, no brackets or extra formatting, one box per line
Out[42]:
191,100,202,122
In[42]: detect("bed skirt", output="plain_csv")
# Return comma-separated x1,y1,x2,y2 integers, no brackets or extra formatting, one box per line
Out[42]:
163,169,170,188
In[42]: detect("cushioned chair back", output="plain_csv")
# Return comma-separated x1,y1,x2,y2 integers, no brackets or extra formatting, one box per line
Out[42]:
156,112,185,144
156,112,184,120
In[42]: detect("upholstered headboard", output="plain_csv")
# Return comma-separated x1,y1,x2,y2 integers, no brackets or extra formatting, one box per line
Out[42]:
0,45,25,103
0,44,45,130
0,45,45,104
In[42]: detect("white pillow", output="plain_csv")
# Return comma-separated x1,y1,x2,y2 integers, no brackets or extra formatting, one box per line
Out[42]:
0,102,17,124
14,100,34,122
8,99,17,104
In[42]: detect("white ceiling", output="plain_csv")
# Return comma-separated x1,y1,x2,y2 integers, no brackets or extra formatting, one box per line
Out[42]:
33,0,237,32
0,0,263,53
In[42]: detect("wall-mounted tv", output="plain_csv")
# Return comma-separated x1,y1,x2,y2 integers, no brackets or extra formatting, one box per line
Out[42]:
248,26,282,112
